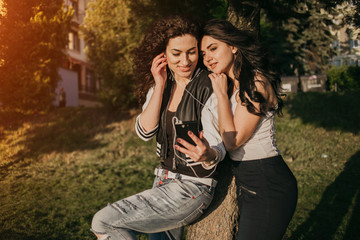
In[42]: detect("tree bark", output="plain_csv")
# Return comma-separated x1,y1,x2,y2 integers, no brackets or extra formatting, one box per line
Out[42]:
186,157,239,240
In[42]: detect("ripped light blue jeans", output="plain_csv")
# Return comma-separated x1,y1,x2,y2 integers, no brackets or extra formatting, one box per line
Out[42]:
91,168,215,240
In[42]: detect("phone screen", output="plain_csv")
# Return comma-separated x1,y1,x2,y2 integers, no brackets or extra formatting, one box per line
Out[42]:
175,121,199,146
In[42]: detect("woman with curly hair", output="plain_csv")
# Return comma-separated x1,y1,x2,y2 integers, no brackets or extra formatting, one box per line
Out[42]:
200,19,298,240
91,15,225,240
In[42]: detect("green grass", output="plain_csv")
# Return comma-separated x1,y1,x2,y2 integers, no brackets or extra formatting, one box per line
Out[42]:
277,91,360,240
0,90,359,240
0,108,158,240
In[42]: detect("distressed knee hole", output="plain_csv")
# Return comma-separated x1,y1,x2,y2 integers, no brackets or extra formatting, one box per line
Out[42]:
91,229,110,240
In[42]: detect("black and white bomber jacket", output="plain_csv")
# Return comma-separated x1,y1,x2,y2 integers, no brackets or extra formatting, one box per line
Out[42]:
135,68,226,178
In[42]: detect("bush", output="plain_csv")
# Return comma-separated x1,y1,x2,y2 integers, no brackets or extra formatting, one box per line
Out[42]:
327,65,360,91
82,0,141,110
0,0,73,112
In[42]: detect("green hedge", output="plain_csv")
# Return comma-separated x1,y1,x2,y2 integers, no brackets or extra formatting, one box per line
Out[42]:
327,66,360,91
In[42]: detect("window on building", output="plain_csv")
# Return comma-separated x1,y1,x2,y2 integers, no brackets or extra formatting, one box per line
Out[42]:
86,68,97,93
68,31,80,51
350,39,360,48
333,59,341,66
65,0,79,16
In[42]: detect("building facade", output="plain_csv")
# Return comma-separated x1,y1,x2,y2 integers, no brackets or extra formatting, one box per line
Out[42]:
56,0,101,107
331,4,360,66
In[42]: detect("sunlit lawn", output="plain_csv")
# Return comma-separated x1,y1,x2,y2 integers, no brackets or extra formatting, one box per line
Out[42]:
0,90,359,240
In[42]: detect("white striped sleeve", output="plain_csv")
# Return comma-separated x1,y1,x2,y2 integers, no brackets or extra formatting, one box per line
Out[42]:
134,86,159,141
135,114,158,141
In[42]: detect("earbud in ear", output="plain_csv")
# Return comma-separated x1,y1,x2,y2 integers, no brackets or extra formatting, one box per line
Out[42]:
164,54,166,57
232,47,238,54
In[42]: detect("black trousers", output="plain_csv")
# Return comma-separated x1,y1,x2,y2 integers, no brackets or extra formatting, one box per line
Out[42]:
233,155,298,240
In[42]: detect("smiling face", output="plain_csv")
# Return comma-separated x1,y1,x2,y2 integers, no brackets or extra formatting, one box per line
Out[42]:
165,34,198,81
201,35,237,79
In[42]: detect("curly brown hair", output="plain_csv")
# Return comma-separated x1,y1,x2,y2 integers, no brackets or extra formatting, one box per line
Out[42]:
133,15,200,104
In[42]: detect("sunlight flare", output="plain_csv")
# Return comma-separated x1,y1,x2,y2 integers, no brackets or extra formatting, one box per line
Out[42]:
0,0,6,16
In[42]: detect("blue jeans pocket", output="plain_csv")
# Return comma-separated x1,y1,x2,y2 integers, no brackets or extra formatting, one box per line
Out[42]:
193,181,214,197
178,202,207,225
176,181,213,225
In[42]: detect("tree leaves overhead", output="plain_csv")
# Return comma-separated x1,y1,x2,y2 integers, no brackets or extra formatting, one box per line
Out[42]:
256,0,350,75
284,1,337,74
132,0,227,21
0,0,72,112
223,0,348,75
82,0,144,109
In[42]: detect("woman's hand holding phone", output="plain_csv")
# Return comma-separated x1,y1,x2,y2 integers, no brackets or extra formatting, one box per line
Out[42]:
175,121,198,146
175,131,217,163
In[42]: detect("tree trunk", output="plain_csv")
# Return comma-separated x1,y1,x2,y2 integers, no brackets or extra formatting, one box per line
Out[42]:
186,2,262,239
226,0,260,39
186,157,239,240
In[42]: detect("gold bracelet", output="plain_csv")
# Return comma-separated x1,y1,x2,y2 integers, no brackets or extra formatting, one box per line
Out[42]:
203,149,219,166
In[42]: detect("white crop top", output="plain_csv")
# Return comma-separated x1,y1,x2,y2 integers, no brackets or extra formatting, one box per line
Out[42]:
229,90,280,161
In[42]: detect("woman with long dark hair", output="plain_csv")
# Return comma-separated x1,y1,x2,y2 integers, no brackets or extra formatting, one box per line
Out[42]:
200,19,298,240
91,15,225,240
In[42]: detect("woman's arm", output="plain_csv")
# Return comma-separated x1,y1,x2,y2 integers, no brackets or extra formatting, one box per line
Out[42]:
139,53,167,132
227,98,261,151
135,87,159,141
209,73,266,151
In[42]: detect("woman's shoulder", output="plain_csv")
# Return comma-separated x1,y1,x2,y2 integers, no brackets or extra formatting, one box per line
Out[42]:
196,69,212,87
198,68,212,78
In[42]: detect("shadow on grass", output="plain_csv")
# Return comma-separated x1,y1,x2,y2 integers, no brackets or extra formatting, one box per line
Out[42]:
290,151,360,240
286,91,360,134
0,107,134,176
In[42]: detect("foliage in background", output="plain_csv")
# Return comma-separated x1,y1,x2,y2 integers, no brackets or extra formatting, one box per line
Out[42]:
260,13,299,76
327,66,360,91
219,0,307,75
81,0,145,110
0,0,73,112
320,0,360,27
292,0,360,74
353,0,360,26
295,1,337,74
130,0,227,24
258,0,340,76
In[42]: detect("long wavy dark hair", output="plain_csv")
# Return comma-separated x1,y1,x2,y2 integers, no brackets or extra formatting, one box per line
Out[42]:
134,15,200,104
202,19,284,116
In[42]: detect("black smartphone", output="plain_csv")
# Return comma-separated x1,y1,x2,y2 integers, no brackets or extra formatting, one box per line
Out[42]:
175,121,199,146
